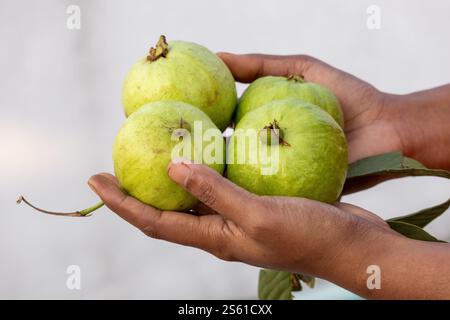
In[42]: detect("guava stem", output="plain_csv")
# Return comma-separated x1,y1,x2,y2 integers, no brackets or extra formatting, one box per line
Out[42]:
291,273,301,291
147,35,169,62
16,195,104,217
287,74,306,83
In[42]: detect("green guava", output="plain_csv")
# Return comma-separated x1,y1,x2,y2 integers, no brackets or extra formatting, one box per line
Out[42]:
113,100,225,211
227,98,348,203
236,75,344,128
122,35,237,131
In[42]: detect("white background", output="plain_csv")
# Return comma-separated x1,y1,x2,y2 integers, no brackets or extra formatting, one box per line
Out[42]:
1,0,449,299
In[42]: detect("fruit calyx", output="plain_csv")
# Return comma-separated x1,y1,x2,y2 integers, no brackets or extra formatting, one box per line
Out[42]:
179,117,191,131
172,117,192,140
147,35,169,62
287,74,306,83
259,119,291,146
17,195,103,217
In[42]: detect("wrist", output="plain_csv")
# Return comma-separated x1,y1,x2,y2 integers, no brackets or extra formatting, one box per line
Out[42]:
383,93,418,158
317,214,405,298
303,209,384,277
388,90,450,169
337,229,450,299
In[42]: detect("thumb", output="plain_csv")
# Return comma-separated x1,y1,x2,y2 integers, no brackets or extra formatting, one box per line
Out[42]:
167,161,255,223
217,52,314,83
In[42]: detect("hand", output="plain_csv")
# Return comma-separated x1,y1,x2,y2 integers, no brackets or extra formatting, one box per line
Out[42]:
218,52,403,164
88,162,405,298
89,162,450,299
218,53,450,170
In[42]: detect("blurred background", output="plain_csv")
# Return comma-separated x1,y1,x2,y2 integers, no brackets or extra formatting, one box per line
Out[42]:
1,0,449,299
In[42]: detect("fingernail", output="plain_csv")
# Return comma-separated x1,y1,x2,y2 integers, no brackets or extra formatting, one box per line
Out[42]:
87,177,99,195
167,161,192,187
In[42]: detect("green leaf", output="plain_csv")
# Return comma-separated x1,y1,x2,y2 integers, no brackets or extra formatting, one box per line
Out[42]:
258,269,293,300
388,197,450,228
258,270,316,300
347,151,450,179
387,220,446,242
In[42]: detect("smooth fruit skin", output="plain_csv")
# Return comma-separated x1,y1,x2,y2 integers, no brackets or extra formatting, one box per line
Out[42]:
113,101,225,211
236,76,344,128
122,40,237,131
228,98,348,203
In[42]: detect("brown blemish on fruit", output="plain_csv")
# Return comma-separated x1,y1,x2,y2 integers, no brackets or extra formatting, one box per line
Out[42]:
152,148,166,154
207,88,219,106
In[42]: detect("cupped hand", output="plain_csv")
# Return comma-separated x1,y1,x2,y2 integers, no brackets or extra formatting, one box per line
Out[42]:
88,162,395,282
218,52,404,164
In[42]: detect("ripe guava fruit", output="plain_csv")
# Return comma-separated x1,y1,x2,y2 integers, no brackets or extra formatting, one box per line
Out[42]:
113,100,225,211
122,35,237,131
236,75,344,128
227,98,348,203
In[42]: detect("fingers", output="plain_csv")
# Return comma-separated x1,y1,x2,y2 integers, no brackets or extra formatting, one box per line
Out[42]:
218,52,315,83
88,173,152,230
87,173,227,251
191,202,219,216
167,161,258,224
